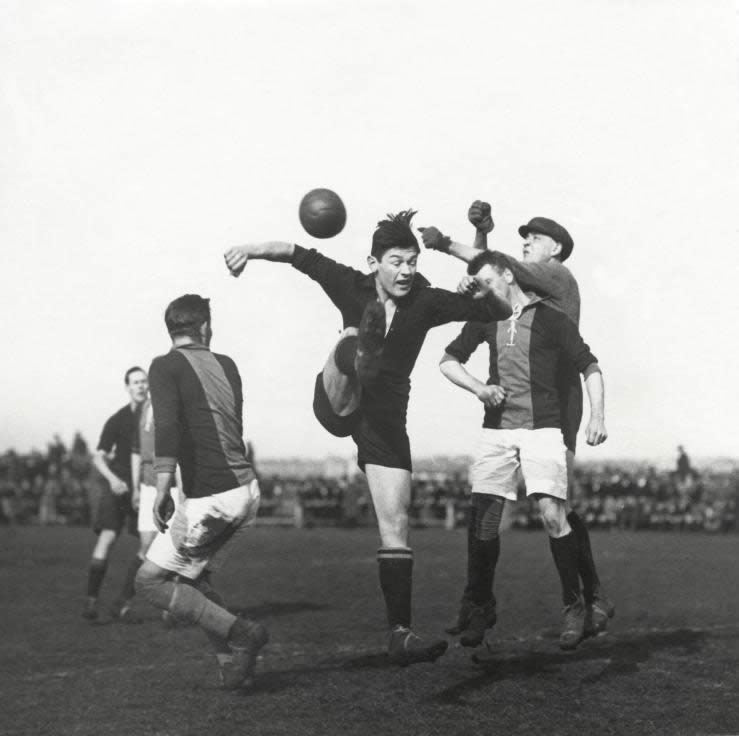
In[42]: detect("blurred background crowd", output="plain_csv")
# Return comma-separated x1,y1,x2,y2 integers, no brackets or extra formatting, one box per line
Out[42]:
1,437,737,534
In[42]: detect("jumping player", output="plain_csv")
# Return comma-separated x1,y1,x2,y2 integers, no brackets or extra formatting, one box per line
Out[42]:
223,210,513,665
421,205,614,640
82,367,148,621
439,251,608,649
135,295,268,690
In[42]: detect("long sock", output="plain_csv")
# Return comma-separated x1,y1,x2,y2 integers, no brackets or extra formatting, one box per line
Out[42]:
549,532,582,607
377,548,413,628
86,558,108,598
567,510,601,604
137,573,237,642
195,571,230,653
118,555,144,603
334,336,358,376
463,495,502,605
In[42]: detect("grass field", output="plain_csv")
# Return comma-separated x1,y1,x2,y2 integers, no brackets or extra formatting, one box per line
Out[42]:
1,525,737,736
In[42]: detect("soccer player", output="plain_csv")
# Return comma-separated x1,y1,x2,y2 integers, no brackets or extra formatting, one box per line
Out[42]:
223,209,513,666
421,204,614,640
109,394,181,623
439,250,608,650
135,295,268,691
82,367,148,621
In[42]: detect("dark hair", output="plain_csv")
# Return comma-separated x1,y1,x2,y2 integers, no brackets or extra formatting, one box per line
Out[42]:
124,366,146,385
467,250,509,276
164,294,211,338
371,209,420,259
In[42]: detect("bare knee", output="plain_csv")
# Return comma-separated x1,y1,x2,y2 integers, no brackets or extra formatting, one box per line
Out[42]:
135,560,168,594
537,497,570,538
377,510,408,548
92,529,118,559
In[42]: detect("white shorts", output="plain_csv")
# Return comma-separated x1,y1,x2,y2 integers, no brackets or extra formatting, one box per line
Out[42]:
137,484,184,533
470,428,567,501
146,480,260,580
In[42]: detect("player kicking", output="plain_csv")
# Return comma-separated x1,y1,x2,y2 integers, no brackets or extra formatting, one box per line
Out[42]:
421,204,614,642
135,295,268,690
438,250,607,650
223,209,513,666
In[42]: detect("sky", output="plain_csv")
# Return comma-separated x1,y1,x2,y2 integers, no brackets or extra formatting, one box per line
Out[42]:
1,0,738,467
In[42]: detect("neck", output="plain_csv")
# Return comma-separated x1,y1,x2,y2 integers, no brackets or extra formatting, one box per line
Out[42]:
172,335,204,348
374,280,396,304
509,283,530,310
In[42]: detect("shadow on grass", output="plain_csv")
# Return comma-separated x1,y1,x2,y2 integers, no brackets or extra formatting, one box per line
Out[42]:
230,600,330,619
428,627,727,705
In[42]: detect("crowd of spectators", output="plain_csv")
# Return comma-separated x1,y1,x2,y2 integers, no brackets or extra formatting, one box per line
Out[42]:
2,437,737,534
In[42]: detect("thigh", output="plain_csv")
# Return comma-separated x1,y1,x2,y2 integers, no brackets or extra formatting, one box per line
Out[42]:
313,372,360,437
365,464,411,548
518,428,568,501
469,429,520,501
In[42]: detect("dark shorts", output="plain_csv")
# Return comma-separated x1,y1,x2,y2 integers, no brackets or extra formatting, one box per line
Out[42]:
558,365,583,453
93,484,136,535
312,372,412,472
313,372,361,438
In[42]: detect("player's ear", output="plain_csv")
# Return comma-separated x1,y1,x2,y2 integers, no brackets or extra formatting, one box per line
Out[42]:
367,255,378,272
551,241,563,259
503,267,514,284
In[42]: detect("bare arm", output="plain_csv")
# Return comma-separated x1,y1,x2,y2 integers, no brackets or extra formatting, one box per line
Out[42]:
583,363,607,446
439,353,505,408
153,471,175,533
92,451,128,495
224,241,296,276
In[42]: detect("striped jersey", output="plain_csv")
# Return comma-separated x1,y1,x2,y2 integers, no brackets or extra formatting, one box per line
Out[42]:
445,298,597,431
148,344,255,498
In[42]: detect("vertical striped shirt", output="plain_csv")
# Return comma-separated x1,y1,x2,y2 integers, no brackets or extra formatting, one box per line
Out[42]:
149,344,255,498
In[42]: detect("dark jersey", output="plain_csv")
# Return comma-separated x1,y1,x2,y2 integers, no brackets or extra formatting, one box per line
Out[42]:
96,404,139,487
149,344,256,498
445,299,597,431
291,245,512,425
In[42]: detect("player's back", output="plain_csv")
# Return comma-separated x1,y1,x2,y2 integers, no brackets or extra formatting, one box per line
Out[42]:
149,345,256,498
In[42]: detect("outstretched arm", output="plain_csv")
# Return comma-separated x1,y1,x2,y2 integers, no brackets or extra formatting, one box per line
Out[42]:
439,353,505,408
224,241,296,276
583,363,607,446
418,199,494,263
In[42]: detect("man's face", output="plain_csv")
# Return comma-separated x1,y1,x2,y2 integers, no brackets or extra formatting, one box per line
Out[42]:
522,231,560,263
369,247,418,299
473,264,511,304
126,370,149,404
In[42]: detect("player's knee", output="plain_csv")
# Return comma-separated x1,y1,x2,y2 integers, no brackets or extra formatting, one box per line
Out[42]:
538,499,568,537
377,511,408,548
135,561,166,597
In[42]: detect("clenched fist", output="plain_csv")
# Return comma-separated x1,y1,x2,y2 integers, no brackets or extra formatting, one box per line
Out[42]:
468,200,494,234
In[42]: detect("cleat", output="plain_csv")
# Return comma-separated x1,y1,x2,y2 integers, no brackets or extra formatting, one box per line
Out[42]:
220,619,269,690
586,593,615,637
445,598,475,635
110,600,143,624
387,626,448,667
559,600,586,651
459,601,497,648
81,598,99,621
355,301,386,384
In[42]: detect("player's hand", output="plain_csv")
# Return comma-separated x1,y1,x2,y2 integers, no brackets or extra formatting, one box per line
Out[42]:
110,478,129,496
223,246,249,277
468,200,494,233
585,416,608,446
417,226,451,253
476,384,505,408
457,275,479,296
153,489,175,532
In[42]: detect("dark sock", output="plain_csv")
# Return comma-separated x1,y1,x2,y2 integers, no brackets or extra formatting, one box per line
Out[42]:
118,555,144,603
377,548,413,628
549,532,581,607
334,336,358,376
87,558,108,598
567,510,601,604
463,495,502,605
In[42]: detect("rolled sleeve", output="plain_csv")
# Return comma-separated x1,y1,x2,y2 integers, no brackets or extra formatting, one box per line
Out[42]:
445,321,487,364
